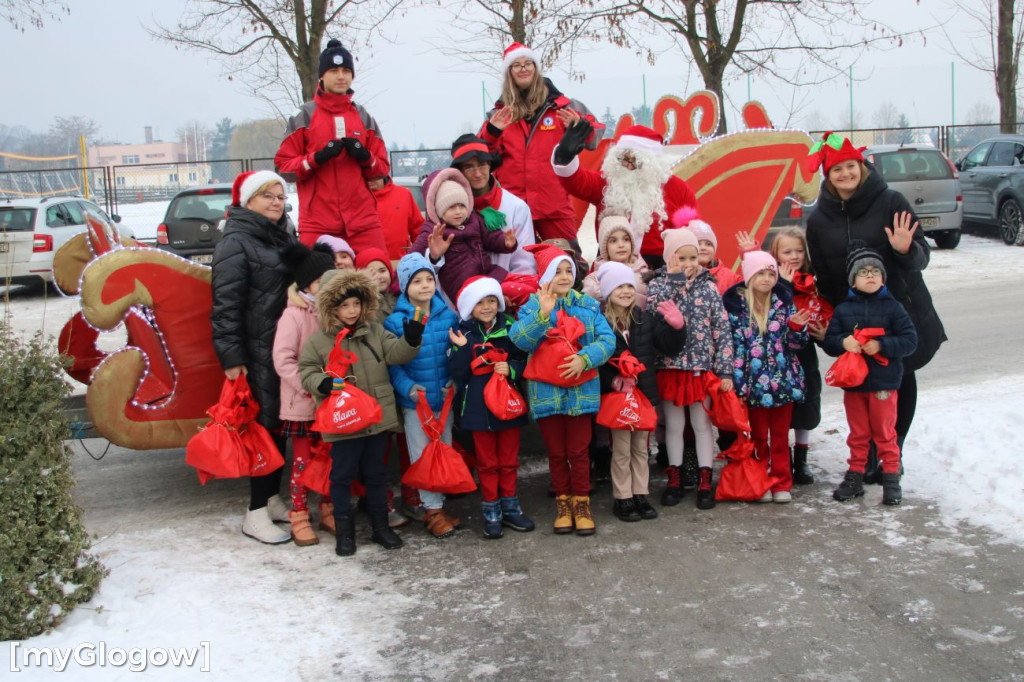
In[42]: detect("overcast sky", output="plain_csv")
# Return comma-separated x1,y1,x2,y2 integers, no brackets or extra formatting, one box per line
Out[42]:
0,0,1001,150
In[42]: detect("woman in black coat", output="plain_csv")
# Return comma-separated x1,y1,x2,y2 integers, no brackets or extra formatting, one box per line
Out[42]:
211,170,297,544
805,134,946,477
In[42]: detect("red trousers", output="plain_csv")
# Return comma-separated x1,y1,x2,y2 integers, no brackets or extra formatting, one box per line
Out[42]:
844,390,901,474
537,414,592,496
749,404,793,492
472,428,522,501
533,217,577,243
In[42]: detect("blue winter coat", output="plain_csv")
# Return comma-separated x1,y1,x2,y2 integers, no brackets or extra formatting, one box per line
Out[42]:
448,314,528,432
822,286,918,392
510,289,616,419
384,291,460,411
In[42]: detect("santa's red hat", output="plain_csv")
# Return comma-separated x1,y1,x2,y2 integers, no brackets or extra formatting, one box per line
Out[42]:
616,125,664,155
525,243,575,284
232,170,287,207
456,275,505,321
502,42,540,72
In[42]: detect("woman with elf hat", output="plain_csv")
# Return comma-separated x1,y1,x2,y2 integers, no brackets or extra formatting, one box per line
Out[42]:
805,132,945,481
479,42,603,251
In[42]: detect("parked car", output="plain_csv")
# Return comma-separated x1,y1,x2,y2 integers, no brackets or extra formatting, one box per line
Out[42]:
955,134,1024,245
0,196,134,288
864,144,963,249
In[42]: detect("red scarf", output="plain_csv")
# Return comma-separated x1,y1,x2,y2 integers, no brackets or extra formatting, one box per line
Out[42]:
473,182,503,212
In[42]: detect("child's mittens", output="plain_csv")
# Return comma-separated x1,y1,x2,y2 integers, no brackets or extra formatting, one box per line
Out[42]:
403,307,427,346
657,300,686,330
409,384,427,400
611,375,637,393
317,377,334,396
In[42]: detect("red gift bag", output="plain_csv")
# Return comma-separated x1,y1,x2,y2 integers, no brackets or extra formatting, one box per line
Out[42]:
702,373,751,432
299,440,333,497
792,272,834,328
472,346,528,420
597,352,657,431
523,312,598,388
824,327,886,388
401,389,477,494
312,329,384,435
186,375,284,485
714,434,783,501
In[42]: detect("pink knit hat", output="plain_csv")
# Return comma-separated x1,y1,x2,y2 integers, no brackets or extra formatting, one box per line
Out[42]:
596,261,636,301
741,250,778,285
661,228,699,262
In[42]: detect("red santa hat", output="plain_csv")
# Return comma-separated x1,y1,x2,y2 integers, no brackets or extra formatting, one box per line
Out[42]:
456,275,506,321
615,125,664,155
525,243,575,284
232,170,287,207
502,42,541,72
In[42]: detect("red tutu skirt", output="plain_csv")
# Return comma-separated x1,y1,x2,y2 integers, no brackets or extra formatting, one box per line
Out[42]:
657,370,707,406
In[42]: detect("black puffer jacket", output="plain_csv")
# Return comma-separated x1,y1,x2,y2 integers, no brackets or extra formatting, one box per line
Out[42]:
598,307,686,405
806,165,945,372
211,206,296,429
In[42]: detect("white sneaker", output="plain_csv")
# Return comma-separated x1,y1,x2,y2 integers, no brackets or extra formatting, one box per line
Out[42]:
758,490,773,503
266,494,291,522
243,507,291,544
773,491,792,504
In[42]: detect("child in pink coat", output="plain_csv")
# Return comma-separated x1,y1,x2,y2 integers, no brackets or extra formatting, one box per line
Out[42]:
273,243,335,546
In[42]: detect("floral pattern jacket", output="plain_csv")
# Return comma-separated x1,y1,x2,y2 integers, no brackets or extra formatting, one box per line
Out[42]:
646,267,733,378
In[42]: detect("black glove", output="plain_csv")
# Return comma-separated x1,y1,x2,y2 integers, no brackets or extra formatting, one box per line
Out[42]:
341,137,372,164
317,377,334,396
403,318,425,347
313,139,344,166
553,118,593,166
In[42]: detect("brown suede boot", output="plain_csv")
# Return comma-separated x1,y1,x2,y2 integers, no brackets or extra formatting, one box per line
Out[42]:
571,496,596,536
424,509,456,538
289,510,319,546
318,501,336,535
553,495,574,534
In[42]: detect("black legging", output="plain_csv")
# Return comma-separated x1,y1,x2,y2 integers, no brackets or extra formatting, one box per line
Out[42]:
896,371,917,452
249,432,287,510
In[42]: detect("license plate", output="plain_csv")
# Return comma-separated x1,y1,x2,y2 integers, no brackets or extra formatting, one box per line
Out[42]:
192,254,213,264
0,243,8,253
920,217,940,227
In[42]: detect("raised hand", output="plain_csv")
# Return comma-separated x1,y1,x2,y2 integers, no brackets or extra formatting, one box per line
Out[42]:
428,223,453,261
503,229,517,250
735,230,758,253
553,118,593,165
789,309,810,328
558,354,587,380
555,108,580,127
884,211,918,254
665,251,683,275
778,262,797,282
657,300,685,330
449,328,468,347
537,280,558,318
489,107,514,131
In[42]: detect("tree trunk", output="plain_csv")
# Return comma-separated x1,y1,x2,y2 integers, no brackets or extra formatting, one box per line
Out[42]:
997,0,1018,133
511,0,526,44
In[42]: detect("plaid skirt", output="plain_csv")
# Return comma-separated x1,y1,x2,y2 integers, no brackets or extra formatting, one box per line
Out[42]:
277,420,319,440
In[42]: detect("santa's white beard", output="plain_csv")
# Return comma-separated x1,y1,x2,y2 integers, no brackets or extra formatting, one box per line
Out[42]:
600,148,672,235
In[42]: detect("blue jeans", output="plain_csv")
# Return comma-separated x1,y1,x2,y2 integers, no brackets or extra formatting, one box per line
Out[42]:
402,408,453,510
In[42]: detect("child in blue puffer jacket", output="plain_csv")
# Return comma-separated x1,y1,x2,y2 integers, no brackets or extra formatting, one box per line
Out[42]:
384,253,461,539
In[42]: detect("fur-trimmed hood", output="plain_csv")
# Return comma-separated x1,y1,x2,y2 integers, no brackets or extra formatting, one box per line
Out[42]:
423,167,474,224
315,268,378,331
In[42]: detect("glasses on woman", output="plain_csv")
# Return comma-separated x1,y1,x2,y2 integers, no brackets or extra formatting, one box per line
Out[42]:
510,61,535,72
258,193,286,203
856,267,883,278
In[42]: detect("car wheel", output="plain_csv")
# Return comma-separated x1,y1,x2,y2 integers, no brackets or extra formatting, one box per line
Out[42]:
999,198,1023,245
932,230,961,249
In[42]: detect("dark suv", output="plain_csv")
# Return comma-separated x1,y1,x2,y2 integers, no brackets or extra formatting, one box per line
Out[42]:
156,185,234,264
956,134,1024,244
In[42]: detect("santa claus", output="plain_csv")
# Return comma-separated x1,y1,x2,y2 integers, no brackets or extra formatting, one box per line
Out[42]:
551,119,698,268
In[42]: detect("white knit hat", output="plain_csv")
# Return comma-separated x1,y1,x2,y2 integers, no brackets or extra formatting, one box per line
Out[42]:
456,276,505,321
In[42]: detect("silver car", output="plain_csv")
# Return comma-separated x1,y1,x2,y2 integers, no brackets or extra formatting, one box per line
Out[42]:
956,135,1024,245
864,144,963,249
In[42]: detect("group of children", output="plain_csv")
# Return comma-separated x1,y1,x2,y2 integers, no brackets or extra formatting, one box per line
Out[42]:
266,170,918,557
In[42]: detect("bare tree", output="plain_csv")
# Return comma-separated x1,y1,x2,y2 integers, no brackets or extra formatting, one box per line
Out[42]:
575,0,920,133
148,0,406,116
176,121,212,163
1,0,68,31
872,101,902,129
941,0,1023,132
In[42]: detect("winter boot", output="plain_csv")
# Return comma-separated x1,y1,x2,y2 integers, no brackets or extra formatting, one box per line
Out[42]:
318,501,336,535
399,500,426,523
370,512,403,550
696,467,716,510
423,509,456,539
266,494,291,522
863,445,883,485
500,496,535,532
661,465,682,506
613,497,642,522
633,494,658,520
242,506,291,544
289,510,319,546
882,473,903,506
481,500,504,539
571,496,596,536
680,445,699,490
335,515,356,556
792,445,814,485
833,471,866,502
553,495,574,534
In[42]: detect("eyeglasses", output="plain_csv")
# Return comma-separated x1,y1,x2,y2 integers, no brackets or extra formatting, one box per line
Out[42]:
258,193,286,203
856,267,882,277
460,161,490,174
510,61,535,72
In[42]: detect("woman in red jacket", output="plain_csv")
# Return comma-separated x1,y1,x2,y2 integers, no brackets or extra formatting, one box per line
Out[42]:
479,42,603,251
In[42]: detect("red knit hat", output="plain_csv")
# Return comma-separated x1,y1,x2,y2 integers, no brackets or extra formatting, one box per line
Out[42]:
232,170,287,207
525,243,575,284
805,131,866,174
456,275,505,321
616,125,664,155
502,42,540,72
355,247,394,282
